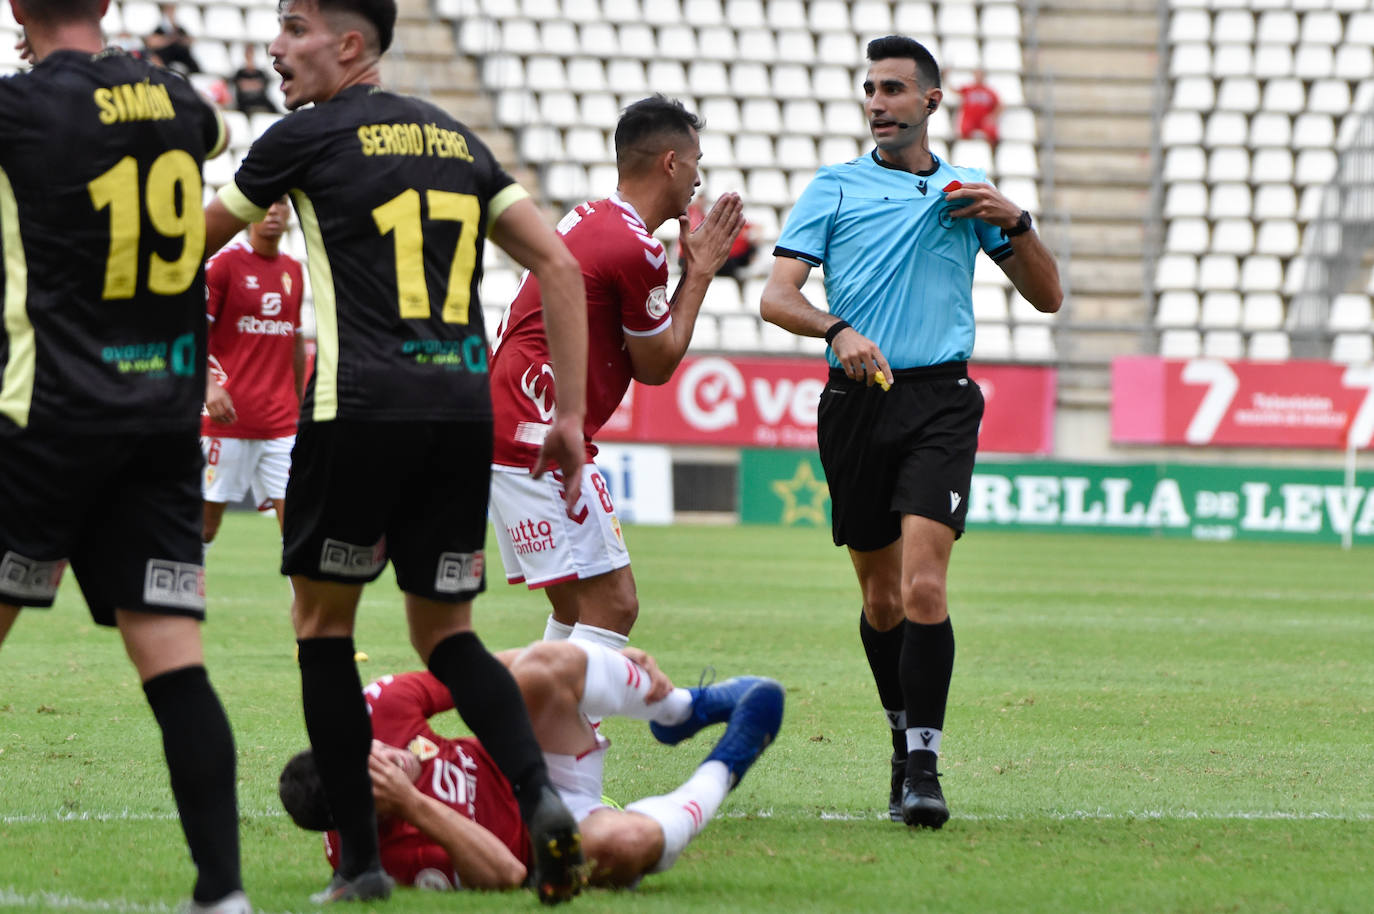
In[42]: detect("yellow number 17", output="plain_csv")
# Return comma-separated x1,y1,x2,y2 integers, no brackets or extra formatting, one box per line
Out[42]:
372,188,479,324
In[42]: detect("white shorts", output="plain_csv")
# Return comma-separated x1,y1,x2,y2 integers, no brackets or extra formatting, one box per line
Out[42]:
545,734,610,823
489,463,629,588
201,435,294,507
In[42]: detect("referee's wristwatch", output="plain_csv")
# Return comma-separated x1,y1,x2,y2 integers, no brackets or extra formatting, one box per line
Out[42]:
1004,210,1033,238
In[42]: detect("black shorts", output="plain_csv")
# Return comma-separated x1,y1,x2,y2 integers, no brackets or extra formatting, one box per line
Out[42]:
816,362,984,551
0,429,205,625
282,419,491,602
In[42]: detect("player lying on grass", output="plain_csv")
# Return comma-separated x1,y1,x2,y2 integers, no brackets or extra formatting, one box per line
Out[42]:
279,641,784,890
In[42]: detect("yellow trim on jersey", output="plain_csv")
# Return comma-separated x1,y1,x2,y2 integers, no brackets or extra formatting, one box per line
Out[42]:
486,183,530,231
218,181,269,224
290,189,339,422
0,166,34,429
208,107,229,160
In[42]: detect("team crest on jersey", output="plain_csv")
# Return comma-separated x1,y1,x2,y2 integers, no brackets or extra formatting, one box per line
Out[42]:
408,735,440,762
244,275,260,290
282,272,293,296
645,285,669,320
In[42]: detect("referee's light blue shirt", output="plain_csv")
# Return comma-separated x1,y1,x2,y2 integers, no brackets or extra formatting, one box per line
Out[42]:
774,150,1014,370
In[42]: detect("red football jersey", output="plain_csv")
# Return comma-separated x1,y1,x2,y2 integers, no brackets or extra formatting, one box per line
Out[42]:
201,241,304,439
489,195,671,467
324,672,529,889
958,83,1000,124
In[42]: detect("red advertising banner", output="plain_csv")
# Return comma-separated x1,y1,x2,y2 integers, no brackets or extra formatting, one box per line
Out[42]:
599,356,1056,454
1112,356,1374,449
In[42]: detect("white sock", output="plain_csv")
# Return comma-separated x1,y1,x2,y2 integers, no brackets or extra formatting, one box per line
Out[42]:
906,727,943,756
624,760,731,873
544,615,574,641
572,641,692,725
570,621,628,650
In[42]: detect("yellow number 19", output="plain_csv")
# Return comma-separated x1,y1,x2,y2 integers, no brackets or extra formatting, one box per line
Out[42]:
87,150,205,300
372,189,479,324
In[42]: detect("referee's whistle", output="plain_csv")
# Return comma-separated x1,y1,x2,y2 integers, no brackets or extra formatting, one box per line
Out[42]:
874,371,891,391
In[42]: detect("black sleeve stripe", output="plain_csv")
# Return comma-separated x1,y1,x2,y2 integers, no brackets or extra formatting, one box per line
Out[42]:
990,243,1014,263
773,246,823,266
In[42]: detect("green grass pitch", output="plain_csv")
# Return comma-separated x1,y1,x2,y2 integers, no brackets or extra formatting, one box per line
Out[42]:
2,515,1371,913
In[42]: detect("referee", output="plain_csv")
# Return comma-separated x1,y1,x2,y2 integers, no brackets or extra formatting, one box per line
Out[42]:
203,0,590,904
761,35,1062,829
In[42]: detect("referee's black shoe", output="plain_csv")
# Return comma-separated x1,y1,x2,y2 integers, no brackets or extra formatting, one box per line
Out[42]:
888,754,905,822
900,768,950,830
528,785,587,905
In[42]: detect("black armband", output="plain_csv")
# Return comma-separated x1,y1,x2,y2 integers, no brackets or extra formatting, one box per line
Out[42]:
824,320,852,346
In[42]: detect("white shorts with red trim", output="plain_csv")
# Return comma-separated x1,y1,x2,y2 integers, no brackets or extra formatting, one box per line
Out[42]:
489,463,630,588
201,434,294,507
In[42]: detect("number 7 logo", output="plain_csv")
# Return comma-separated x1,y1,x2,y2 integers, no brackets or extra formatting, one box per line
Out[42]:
1180,358,1239,445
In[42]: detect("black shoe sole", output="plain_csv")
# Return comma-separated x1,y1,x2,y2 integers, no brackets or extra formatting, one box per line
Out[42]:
901,798,950,830
533,824,587,905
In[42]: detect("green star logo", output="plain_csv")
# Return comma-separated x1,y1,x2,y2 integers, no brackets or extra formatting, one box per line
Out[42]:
771,461,830,526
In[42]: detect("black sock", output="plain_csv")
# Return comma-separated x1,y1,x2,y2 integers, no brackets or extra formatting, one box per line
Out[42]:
428,631,549,823
859,611,907,760
297,637,378,879
143,665,241,903
900,617,955,772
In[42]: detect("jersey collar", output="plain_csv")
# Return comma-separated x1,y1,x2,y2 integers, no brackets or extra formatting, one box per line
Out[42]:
609,191,647,230
870,148,942,177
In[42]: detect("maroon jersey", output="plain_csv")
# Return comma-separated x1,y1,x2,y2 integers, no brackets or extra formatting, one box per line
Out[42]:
201,241,303,438
489,194,670,467
324,672,528,889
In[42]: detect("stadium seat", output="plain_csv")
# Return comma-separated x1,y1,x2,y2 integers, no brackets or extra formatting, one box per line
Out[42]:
894,1,935,36
775,29,816,63
771,64,812,99
1012,324,1055,361
1253,183,1297,220
745,168,791,206
565,126,610,163
1200,291,1242,328
688,314,720,350
1161,110,1204,146
855,0,896,33
993,142,1037,178
1256,9,1298,44
1203,110,1247,147
1328,293,1373,331
1159,328,1202,358
606,59,647,94
1170,76,1214,110
1207,147,1249,183
972,285,1009,322
741,97,783,134
1155,253,1200,291
602,0,642,23
760,320,799,353
700,132,735,167
1300,10,1343,45
1349,11,1374,46
730,61,770,98
684,0,724,25
519,125,564,163
951,138,993,173
813,66,857,101
1164,182,1208,219
614,22,654,56
734,134,775,168
701,278,744,314
1255,219,1300,256
494,88,537,127
725,0,766,28
1156,290,1201,327
998,107,1038,143
1308,80,1351,115
540,90,581,128
1165,218,1210,254
1253,43,1294,79
777,136,818,170
1208,183,1252,219
1010,291,1053,324
1242,292,1285,330
646,60,688,95
643,0,682,24
1251,148,1294,183
580,92,620,128
563,0,602,21
1240,255,1283,293
1294,148,1338,185
1248,111,1291,147
1261,78,1306,113
543,163,590,204
700,97,742,134
1202,330,1244,359
1331,333,1374,364
657,24,698,60
1334,44,1374,80
1248,330,1291,360
525,56,567,91
1197,254,1240,291
819,135,862,163
1211,219,1254,255
1213,8,1255,42
973,323,1012,361
719,314,762,350
1212,43,1253,78
1216,77,1260,112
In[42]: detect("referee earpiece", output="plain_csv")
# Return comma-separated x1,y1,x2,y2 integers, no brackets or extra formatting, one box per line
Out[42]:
927,100,938,111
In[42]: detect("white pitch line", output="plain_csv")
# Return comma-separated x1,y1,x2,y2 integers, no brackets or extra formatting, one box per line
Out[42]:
0,888,305,914
2,809,285,826
814,809,1374,822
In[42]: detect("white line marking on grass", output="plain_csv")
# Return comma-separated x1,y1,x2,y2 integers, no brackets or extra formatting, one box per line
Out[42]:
814,809,1374,822
0,888,303,914
2,809,285,825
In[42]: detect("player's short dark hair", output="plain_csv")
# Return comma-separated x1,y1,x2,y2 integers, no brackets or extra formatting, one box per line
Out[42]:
279,749,335,831
867,35,942,89
279,0,395,54
614,94,703,173
14,0,104,25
